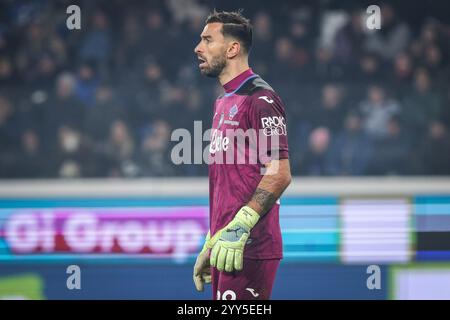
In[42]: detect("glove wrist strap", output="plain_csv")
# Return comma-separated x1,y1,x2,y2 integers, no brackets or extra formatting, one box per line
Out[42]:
236,205,260,230
200,231,211,253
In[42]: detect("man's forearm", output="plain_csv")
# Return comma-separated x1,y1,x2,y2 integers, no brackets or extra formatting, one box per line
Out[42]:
246,160,291,216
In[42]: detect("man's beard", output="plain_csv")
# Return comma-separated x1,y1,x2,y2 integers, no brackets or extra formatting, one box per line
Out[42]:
201,55,226,78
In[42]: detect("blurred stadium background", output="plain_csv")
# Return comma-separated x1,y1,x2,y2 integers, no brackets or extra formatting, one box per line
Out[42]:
0,0,450,299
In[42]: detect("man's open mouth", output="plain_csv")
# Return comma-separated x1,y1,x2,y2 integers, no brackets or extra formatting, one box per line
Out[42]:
198,57,207,67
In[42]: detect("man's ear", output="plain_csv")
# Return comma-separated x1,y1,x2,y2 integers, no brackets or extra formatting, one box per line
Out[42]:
226,41,240,59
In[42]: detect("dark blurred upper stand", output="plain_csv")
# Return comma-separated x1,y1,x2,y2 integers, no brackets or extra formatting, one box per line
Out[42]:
0,0,449,178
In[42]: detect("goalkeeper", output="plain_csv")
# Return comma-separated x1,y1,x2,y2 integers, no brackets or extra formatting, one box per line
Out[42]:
193,10,291,300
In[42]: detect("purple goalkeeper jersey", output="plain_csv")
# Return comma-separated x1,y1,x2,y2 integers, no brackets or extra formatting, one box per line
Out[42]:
208,68,289,260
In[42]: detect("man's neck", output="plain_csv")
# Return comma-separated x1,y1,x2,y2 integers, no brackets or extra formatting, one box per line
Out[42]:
218,60,250,86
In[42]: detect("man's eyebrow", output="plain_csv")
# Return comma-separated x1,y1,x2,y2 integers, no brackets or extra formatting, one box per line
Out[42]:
201,35,212,40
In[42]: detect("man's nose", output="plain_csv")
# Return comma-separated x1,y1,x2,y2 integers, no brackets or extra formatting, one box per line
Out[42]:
194,42,202,54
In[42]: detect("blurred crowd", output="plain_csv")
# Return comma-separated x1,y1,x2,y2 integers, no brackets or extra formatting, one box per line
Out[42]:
0,0,449,178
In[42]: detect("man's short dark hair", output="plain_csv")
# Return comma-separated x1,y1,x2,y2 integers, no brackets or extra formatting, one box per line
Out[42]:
205,9,253,54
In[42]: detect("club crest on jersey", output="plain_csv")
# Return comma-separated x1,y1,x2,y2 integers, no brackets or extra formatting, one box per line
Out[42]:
229,104,238,119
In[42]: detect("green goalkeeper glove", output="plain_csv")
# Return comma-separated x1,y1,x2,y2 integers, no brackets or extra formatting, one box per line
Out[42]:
209,206,260,272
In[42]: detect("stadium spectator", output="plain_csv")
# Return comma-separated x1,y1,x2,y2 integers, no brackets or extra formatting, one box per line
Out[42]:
80,11,112,77
52,126,92,178
359,84,400,140
310,84,346,133
131,59,169,128
75,62,99,106
0,56,16,88
352,52,385,85
333,9,365,66
402,67,442,138
252,11,274,77
390,52,413,99
417,121,450,175
0,95,18,177
138,120,175,176
364,3,411,60
15,130,46,178
298,127,335,175
331,113,372,175
84,83,125,143
367,117,410,175
103,120,138,177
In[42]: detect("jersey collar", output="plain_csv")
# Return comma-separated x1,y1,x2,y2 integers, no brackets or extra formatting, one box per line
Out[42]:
223,68,257,95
